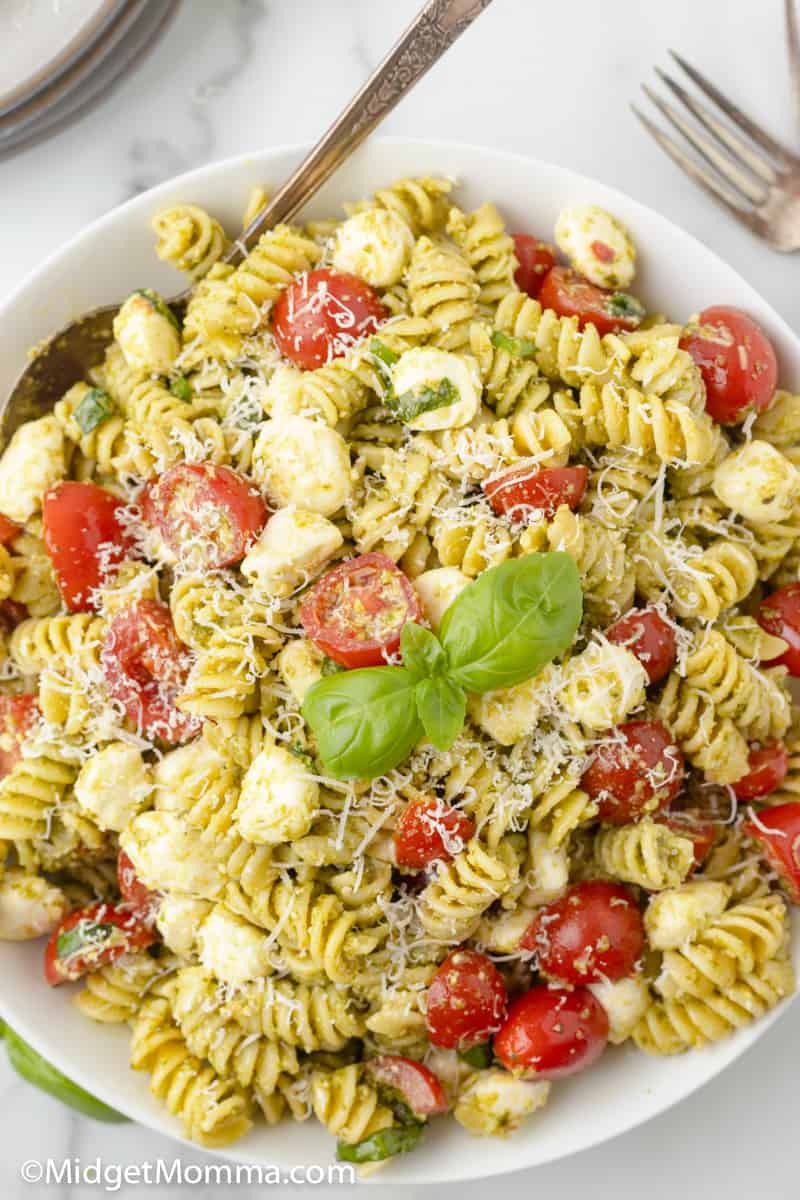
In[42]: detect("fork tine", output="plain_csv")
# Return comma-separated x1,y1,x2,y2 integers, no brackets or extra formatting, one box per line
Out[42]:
670,50,798,168
654,68,777,186
785,0,800,143
641,84,767,204
631,105,763,233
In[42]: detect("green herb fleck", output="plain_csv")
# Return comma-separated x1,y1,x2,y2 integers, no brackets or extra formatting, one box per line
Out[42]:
56,920,113,962
289,743,315,771
369,337,400,368
459,1043,493,1069
134,288,180,331
321,656,345,677
607,292,645,325
74,388,114,434
169,376,193,402
388,377,457,423
490,330,537,358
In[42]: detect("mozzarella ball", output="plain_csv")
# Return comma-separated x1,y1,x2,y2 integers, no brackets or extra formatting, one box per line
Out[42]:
555,204,636,289
644,881,731,950
331,210,414,287
75,742,152,832
469,666,556,745
414,566,470,631
252,415,352,516
156,895,212,956
275,638,325,704
196,904,273,986
236,744,318,845
0,415,66,523
477,905,537,954
113,290,181,372
561,642,648,731
242,508,343,598
391,347,481,431
0,870,67,941
454,1070,550,1137
525,831,570,902
588,976,650,1044
121,811,223,899
712,440,800,524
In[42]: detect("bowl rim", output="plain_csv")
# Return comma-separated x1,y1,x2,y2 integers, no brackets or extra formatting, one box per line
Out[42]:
0,135,796,1181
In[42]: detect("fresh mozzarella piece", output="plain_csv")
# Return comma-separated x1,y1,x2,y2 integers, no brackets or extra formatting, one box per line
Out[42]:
236,744,318,845
588,976,650,1044
526,831,570,901
712,440,800,523
0,870,67,941
156,895,212,956
120,811,223,899
391,347,481,431
331,209,414,287
252,415,353,516
0,414,66,523
469,666,557,745
644,881,731,950
112,290,180,372
75,742,152,832
196,904,273,986
478,905,537,954
454,1070,550,1136
241,507,343,598
275,638,325,703
555,204,636,289
414,566,470,631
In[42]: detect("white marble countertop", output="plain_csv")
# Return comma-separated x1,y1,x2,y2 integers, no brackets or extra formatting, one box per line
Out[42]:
1,0,799,1196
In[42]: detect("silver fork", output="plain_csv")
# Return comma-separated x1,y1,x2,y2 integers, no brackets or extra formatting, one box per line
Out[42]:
633,0,800,251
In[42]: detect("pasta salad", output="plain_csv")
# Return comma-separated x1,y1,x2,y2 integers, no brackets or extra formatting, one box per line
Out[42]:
0,176,799,1166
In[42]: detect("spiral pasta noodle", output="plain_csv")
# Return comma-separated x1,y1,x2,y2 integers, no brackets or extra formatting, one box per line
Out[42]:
152,204,228,278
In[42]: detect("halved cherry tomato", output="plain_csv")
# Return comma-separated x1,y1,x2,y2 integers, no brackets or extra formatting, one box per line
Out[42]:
605,607,677,684
43,481,134,612
364,1055,448,1118
273,268,388,370
141,463,268,571
300,552,421,669
44,901,156,985
494,985,608,1079
117,850,159,917
538,266,643,336
483,465,588,522
581,720,684,824
512,234,557,299
101,600,199,743
521,881,644,984
660,811,716,870
0,513,21,545
394,797,475,870
680,305,778,424
0,694,39,779
733,742,790,802
757,584,800,676
745,802,800,903
426,949,508,1051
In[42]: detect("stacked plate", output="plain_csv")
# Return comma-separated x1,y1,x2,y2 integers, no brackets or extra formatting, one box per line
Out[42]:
0,0,181,161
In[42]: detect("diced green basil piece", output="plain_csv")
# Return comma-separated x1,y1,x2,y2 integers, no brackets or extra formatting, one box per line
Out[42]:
169,376,193,402
388,378,457,423
607,292,645,324
369,337,400,367
74,388,115,434
321,656,345,676
459,1043,493,1069
490,330,537,358
337,1122,424,1163
133,288,180,331
56,919,113,962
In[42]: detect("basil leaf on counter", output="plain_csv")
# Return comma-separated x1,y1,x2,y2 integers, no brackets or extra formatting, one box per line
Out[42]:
439,553,582,693
303,667,422,779
490,329,537,358
415,675,466,751
74,387,114,434
2,1025,128,1123
400,622,448,682
388,377,457,423
337,1123,424,1164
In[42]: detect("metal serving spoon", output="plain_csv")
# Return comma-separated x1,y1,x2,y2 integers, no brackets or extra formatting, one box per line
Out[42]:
4,0,494,439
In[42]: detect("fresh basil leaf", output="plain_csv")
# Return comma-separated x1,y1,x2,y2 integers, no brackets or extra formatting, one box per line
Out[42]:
388,378,457,423
3,1025,128,1122
337,1123,424,1163
400,623,448,682
439,553,582,693
321,655,345,677
369,337,400,368
56,919,113,962
607,292,645,325
169,376,193,402
490,329,537,359
133,287,180,331
302,667,422,779
74,387,114,434
459,1043,493,1069
415,676,466,751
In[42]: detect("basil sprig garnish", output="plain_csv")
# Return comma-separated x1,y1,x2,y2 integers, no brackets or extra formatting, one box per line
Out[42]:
74,387,114,434
388,377,457,423
490,329,537,359
2,1023,127,1123
303,554,582,780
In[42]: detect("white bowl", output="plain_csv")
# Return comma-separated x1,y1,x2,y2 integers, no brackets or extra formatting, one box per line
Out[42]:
0,138,797,1182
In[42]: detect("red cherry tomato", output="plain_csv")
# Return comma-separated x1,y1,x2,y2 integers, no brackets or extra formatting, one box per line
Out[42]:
44,901,156,985
117,850,159,917
680,306,777,424
582,720,684,824
426,949,508,1051
101,600,199,743
660,812,716,870
757,584,800,676
733,742,790,802
512,234,557,298
521,881,644,984
364,1055,448,1118
538,266,643,336
483,465,588,522
394,797,475,869
745,802,800,903
494,985,608,1080
0,694,39,779
300,552,421,669
43,481,134,612
605,607,677,684
0,513,21,545
141,463,268,571
272,268,388,370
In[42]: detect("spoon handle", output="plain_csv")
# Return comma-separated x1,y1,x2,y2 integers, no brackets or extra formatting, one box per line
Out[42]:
228,0,494,262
